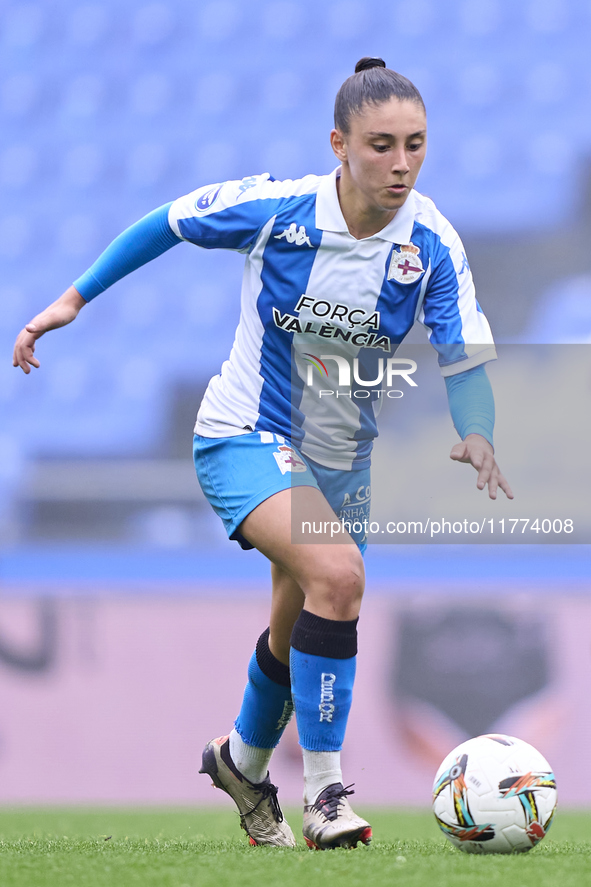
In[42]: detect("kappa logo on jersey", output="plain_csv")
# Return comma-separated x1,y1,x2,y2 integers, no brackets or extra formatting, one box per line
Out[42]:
388,242,425,284
273,444,307,475
238,175,258,196
194,184,223,212
274,223,313,247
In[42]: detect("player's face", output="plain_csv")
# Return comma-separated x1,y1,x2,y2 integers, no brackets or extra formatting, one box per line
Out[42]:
331,98,427,218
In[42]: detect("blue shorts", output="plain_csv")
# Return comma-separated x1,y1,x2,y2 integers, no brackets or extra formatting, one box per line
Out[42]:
193,431,370,552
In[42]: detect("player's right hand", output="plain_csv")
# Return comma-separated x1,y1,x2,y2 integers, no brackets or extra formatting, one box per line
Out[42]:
12,286,87,373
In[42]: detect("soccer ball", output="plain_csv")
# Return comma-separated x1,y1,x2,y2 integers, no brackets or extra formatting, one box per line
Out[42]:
432,734,557,853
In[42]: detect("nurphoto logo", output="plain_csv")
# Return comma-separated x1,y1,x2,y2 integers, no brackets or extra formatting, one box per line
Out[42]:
302,353,418,399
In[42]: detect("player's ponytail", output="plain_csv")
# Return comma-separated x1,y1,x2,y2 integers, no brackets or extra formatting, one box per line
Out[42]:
334,57,425,133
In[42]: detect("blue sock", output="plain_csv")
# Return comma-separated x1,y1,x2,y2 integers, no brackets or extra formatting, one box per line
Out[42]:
290,611,358,751
234,628,293,749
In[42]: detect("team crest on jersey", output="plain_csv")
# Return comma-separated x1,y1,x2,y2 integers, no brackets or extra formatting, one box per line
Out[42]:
388,243,425,284
273,444,307,475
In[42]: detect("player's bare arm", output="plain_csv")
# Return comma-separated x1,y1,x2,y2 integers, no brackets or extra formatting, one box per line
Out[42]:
12,285,86,374
450,433,514,500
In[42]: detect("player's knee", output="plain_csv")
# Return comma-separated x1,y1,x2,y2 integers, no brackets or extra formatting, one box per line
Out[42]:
308,550,365,619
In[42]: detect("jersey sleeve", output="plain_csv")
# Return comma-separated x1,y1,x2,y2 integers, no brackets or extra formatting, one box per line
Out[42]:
419,218,497,376
444,364,495,447
168,173,284,253
73,203,180,302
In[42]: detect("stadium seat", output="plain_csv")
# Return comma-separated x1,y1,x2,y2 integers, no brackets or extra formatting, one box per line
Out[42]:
4,0,591,461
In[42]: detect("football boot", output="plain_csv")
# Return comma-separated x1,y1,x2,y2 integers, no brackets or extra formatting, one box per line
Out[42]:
302,782,372,850
199,735,296,847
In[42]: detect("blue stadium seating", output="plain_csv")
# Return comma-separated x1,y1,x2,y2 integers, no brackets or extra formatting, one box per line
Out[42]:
2,0,591,459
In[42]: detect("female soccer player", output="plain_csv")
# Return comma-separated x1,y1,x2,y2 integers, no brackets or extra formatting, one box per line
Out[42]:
13,58,512,849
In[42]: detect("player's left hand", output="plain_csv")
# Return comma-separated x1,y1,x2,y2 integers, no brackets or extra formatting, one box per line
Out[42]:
450,434,514,500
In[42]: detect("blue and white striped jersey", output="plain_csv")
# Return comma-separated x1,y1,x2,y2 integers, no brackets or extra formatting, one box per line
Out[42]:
169,168,496,470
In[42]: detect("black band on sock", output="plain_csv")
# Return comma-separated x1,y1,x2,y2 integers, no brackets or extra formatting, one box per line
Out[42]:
255,627,291,687
290,610,358,660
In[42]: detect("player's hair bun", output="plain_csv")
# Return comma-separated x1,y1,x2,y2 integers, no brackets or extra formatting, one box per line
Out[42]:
355,57,387,73
335,57,424,133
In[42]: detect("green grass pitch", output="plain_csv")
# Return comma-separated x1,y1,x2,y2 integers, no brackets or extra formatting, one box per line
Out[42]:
0,808,590,887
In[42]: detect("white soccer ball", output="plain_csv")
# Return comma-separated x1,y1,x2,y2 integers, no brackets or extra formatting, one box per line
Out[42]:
432,734,557,853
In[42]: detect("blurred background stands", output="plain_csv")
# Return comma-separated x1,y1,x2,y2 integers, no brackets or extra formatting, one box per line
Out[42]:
2,0,591,547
